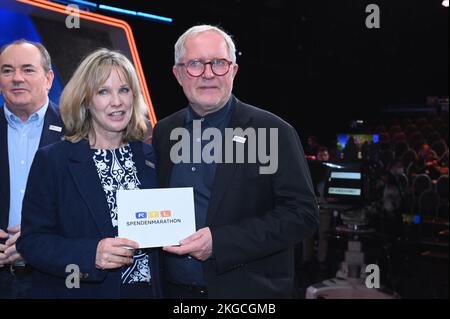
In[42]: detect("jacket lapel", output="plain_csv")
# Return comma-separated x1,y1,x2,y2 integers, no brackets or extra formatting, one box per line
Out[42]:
156,98,252,225
130,141,157,189
39,102,64,147
206,97,251,225
67,140,115,237
0,107,10,230
159,111,185,188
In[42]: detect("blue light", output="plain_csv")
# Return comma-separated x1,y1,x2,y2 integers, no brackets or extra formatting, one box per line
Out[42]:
373,134,379,143
0,8,64,105
413,214,421,225
50,1,173,23
98,4,173,23
70,0,97,8
98,5,136,16
137,12,173,23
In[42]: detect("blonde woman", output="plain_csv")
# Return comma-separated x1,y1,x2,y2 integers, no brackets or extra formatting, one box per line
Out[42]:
17,49,160,298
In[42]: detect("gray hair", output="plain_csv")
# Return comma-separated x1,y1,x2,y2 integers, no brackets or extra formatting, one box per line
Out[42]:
0,39,52,73
174,25,236,64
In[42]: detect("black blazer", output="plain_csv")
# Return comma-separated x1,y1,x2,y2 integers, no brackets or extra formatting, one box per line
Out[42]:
0,102,64,231
16,140,162,298
152,96,319,298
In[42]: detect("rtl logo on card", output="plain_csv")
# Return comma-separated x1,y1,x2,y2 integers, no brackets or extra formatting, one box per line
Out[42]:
135,210,172,219
160,210,172,217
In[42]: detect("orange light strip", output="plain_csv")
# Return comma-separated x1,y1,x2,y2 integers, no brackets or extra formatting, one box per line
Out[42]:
16,0,157,126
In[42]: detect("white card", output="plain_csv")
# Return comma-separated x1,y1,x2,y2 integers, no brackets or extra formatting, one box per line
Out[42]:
117,187,196,248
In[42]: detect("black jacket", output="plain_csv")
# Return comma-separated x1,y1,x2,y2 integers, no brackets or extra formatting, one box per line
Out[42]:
152,96,319,298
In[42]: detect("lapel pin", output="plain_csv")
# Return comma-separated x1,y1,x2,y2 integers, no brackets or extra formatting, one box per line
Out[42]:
49,125,62,132
145,160,155,169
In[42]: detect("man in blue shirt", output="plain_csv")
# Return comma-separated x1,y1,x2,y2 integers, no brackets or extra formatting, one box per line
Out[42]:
0,40,64,298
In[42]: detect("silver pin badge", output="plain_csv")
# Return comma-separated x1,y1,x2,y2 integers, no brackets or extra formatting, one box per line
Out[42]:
145,160,155,169
49,125,62,132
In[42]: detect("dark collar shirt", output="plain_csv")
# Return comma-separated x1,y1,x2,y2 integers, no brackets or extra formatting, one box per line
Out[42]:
166,98,233,286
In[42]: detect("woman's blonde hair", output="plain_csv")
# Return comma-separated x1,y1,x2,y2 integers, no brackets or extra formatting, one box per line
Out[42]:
60,48,148,144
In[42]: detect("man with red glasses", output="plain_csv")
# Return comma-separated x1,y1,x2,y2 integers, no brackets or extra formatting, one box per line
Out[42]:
152,25,318,299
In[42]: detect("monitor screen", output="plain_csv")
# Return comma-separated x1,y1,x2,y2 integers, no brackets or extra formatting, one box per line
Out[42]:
336,133,379,161
337,133,379,151
324,162,366,203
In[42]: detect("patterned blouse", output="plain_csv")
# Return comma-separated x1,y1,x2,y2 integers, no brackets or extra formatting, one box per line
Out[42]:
92,145,151,284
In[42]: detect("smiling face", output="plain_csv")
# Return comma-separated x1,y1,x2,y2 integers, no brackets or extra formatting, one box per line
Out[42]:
0,43,54,120
88,67,133,149
173,31,238,116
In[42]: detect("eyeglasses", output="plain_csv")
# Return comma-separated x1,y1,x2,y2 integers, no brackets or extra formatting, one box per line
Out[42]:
177,59,233,77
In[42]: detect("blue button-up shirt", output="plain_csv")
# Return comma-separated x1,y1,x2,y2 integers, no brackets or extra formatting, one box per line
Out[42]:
166,98,233,286
4,100,49,228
